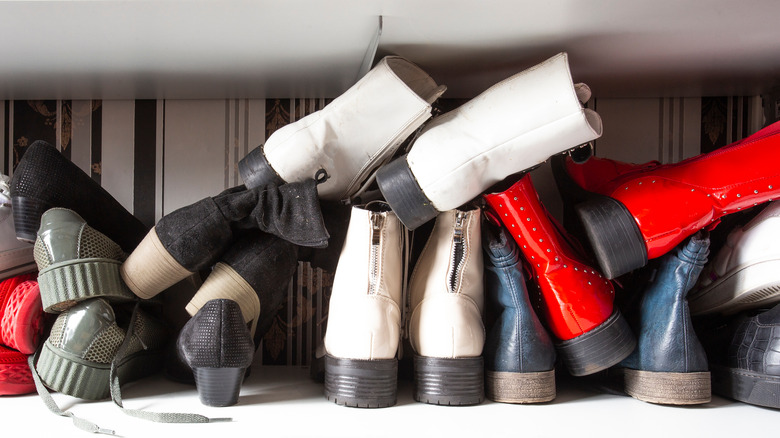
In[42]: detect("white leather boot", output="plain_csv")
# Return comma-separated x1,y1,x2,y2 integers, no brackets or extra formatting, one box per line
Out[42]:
376,52,602,230
239,56,446,202
408,207,485,405
323,202,404,407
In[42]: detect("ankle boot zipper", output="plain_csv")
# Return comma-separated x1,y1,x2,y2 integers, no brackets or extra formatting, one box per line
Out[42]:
368,213,385,295
448,211,467,293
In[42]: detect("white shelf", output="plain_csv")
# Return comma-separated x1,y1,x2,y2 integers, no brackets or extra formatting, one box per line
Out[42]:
11,366,777,437
1,1,780,99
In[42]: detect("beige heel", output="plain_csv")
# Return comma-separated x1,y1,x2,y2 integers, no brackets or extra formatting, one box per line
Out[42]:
622,368,711,405
120,228,193,299
185,262,260,336
486,370,556,404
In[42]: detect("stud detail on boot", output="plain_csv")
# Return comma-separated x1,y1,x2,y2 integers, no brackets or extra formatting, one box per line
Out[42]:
484,174,635,376
323,202,403,408
408,208,485,405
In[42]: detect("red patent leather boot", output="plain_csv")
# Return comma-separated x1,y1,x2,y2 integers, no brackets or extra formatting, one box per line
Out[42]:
563,120,780,279
483,174,635,376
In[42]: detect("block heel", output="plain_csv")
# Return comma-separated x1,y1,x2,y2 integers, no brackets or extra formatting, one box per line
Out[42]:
574,196,647,279
238,146,285,190
485,370,556,404
620,368,711,405
556,309,636,376
324,355,398,408
413,355,484,406
11,196,53,243
37,258,135,313
192,367,247,407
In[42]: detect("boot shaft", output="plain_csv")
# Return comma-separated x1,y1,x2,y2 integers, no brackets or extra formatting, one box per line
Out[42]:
483,174,614,341
408,208,484,358
483,225,556,374
620,232,710,373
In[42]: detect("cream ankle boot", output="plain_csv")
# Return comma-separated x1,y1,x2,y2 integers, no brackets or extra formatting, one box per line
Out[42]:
377,52,602,230
239,56,446,202
323,202,404,407
408,207,485,405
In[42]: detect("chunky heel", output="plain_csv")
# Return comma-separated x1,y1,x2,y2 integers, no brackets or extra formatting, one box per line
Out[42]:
556,309,636,376
238,146,284,190
413,356,484,406
37,258,135,313
486,370,555,404
11,196,53,243
324,355,397,408
192,367,246,407
619,368,711,405
575,197,647,279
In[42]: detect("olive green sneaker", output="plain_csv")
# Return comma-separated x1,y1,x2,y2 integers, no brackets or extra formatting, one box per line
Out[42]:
34,208,135,313
35,298,166,400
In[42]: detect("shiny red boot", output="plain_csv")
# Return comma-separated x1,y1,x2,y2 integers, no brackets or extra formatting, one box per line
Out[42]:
484,174,635,376
565,120,780,279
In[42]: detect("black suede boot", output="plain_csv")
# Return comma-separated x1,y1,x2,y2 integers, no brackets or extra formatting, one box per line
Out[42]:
10,140,149,251
121,179,328,300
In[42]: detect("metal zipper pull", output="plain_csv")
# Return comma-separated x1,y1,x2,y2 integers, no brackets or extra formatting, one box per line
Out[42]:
448,211,467,293
368,213,385,295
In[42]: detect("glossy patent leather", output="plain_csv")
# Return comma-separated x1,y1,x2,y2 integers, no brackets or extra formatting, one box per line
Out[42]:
58,299,117,357
567,120,780,259
483,174,614,341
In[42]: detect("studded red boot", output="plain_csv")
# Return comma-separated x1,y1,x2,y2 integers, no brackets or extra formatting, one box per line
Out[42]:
483,174,635,376
563,120,780,279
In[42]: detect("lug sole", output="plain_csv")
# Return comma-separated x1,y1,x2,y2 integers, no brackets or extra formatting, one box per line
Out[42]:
38,258,135,313
324,354,398,408
485,369,555,404
574,196,647,279
689,259,780,315
616,368,711,405
413,355,484,406
35,340,162,400
711,364,780,409
556,309,636,377
193,367,247,407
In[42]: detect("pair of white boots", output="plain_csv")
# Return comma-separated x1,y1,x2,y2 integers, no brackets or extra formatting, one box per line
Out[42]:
322,202,484,407
238,52,602,230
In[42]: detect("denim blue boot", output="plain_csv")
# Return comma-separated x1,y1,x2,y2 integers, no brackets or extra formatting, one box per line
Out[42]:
616,231,711,405
483,224,556,403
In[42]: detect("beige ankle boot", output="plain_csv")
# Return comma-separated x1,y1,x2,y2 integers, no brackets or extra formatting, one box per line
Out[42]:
408,207,485,405
323,202,404,408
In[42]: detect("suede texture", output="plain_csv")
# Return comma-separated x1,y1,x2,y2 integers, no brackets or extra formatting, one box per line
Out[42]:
620,232,710,373
219,230,299,346
176,299,254,369
10,140,149,251
483,224,556,373
155,179,328,272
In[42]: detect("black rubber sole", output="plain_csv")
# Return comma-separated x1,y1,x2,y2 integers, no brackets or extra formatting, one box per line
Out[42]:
11,196,54,243
413,355,484,406
711,364,780,409
574,196,647,279
324,354,397,408
192,367,246,407
375,155,439,231
238,145,286,190
556,309,636,377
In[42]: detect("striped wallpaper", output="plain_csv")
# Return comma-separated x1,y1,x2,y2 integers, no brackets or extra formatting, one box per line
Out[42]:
0,95,764,366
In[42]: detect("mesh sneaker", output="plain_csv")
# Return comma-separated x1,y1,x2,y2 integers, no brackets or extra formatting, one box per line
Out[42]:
34,297,166,400
0,274,42,354
0,344,34,396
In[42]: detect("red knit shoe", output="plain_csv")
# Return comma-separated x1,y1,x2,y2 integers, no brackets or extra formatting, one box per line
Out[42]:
0,274,42,354
0,345,34,396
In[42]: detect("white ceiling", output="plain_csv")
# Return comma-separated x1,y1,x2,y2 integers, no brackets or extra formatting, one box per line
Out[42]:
1,0,779,99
